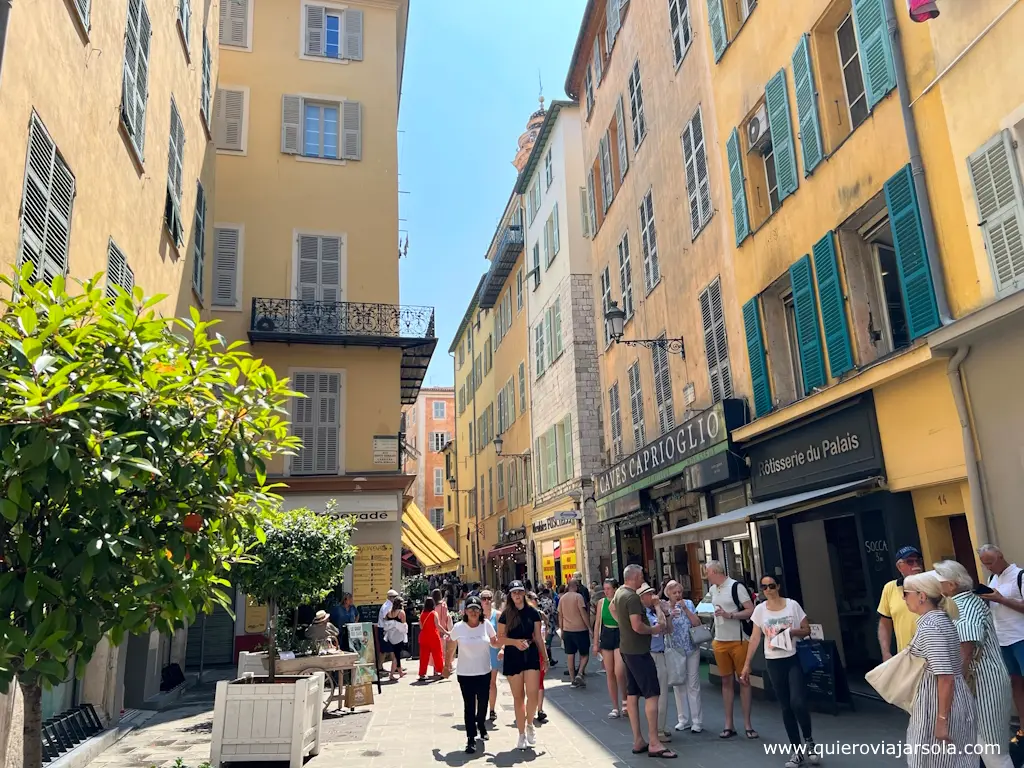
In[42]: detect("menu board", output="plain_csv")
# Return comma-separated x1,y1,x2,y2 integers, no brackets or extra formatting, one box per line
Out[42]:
352,544,392,605
561,536,577,577
244,597,268,634
541,540,556,585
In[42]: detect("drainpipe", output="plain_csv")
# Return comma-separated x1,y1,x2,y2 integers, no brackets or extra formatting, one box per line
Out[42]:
883,0,953,324
0,0,11,92
946,347,992,547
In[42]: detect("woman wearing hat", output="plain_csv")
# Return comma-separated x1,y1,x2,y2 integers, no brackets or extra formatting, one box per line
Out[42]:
497,580,546,750
305,610,339,650
444,596,498,754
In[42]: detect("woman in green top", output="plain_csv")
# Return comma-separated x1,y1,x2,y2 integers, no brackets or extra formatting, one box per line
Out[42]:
593,578,628,718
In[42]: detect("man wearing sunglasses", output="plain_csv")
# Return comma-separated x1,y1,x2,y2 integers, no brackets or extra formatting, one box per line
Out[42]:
877,545,924,661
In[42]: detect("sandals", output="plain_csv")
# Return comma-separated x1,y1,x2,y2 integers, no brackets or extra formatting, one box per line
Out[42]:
608,708,621,718
632,745,649,754
746,729,760,739
648,749,678,759
719,729,737,739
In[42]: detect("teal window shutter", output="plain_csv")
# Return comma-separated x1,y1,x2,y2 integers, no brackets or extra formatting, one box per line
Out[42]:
727,128,750,245
791,35,824,176
884,164,941,338
852,0,896,110
789,255,826,395
765,69,799,201
742,297,772,417
812,232,854,377
706,0,727,62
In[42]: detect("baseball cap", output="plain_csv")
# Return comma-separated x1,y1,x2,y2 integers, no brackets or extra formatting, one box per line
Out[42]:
465,596,483,611
387,589,399,598
509,580,526,592
637,583,656,597
895,546,922,561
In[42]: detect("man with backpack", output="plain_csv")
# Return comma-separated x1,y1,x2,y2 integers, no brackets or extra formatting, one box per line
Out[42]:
978,544,1024,747
706,560,757,740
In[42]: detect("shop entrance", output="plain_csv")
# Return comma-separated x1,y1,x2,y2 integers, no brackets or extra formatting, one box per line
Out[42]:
617,524,654,583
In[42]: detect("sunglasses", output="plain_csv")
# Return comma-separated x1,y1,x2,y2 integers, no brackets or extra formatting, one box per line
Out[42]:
902,589,918,598
761,583,778,590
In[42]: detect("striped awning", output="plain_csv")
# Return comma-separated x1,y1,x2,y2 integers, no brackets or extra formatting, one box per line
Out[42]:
401,501,459,575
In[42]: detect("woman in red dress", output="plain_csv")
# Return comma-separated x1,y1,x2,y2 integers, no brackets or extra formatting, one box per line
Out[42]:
419,597,444,680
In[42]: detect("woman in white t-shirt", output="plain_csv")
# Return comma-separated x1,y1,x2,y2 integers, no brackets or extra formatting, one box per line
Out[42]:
444,596,499,755
740,578,818,767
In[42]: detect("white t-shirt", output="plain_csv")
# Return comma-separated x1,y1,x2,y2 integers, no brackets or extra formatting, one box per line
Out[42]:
378,599,393,627
989,565,1024,646
450,620,496,677
751,599,807,659
710,578,751,642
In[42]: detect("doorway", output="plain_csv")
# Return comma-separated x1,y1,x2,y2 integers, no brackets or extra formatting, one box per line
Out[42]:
823,516,875,676
949,515,979,585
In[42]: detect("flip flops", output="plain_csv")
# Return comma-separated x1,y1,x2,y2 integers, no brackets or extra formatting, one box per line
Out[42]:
648,748,678,759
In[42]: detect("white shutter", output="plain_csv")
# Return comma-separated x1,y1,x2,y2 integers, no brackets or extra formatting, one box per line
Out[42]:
552,298,563,356
281,95,302,154
580,187,592,237
122,0,140,135
134,1,151,149
341,100,362,160
221,0,249,47
609,383,623,460
628,362,645,448
552,203,560,254
212,226,239,306
298,234,320,301
214,88,245,151
544,306,555,363
606,0,621,48
343,9,363,60
305,4,325,56
693,109,712,231
292,373,317,475
178,0,191,46
74,0,91,27
710,278,732,399
19,116,75,284
653,340,675,434
615,95,629,181
543,215,551,266
586,173,597,237
168,103,185,202
320,236,342,302
534,322,545,374
592,36,603,84
598,135,611,212
967,130,1024,295
314,373,340,473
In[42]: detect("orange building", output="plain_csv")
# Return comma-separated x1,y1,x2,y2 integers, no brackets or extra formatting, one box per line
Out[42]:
402,388,455,548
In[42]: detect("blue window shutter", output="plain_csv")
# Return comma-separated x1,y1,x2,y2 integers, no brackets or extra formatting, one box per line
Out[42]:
727,128,750,245
884,164,941,338
812,232,854,377
765,69,799,201
742,298,772,417
852,0,896,110
791,35,824,176
706,0,727,62
789,255,826,395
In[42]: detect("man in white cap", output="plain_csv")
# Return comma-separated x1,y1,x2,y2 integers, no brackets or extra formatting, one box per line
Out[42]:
379,589,400,627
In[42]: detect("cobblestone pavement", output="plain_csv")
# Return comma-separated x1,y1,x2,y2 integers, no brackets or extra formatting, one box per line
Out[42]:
87,659,911,768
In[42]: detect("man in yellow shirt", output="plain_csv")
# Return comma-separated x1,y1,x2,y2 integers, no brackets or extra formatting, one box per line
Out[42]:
877,545,924,659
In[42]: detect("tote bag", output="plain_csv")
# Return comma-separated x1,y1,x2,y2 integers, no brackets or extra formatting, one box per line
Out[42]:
663,630,689,688
865,648,926,713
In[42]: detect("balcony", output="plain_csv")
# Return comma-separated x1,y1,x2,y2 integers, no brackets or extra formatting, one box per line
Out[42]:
248,298,437,404
478,220,525,309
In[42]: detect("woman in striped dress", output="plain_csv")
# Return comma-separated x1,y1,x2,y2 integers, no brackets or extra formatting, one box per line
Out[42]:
904,571,977,768
934,560,1013,768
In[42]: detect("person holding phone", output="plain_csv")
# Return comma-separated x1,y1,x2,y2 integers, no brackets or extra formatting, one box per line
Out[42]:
497,581,546,750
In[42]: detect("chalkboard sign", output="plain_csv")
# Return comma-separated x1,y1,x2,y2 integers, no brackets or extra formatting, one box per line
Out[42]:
798,639,853,716
358,603,381,624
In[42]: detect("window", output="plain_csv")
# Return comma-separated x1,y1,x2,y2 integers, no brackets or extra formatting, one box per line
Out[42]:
106,241,134,298
213,87,247,152
592,35,603,86
297,234,342,302
628,61,647,148
968,131,1024,295
627,361,646,450
544,205,560,266
836,14,868,130
584,64,595,117
200,34,211,129
586,173,598,237
303,5,363,60
534,321,546,377
599,133,614,214
165,100,186,246
121,0,151,158
71,0,90,31
430,432,448,452
516,268,524,310
497,462,505,500
681,106,713,237
519,361,527,413
615,96,630,183
291,372,341,475
763,142,781,213
433,467,444,495
544,299,564,365
758,272,804,406
212,225,242,307
617,232,634,319
668,0,692,66
652,337,675,435
219,0,250,47
430,508,444,530
527,180,542,224
600,266,612,347
484,335,493,373
282,96,361,161
531,243,541,289
606,0,622,49
17,115,75,285
639,190,660,293
699,277,734,402
544,148,554,188
458,339,465,368
783,291,804,393
192,182,206,297
177,0,191,50
560,415,574,482
468,423,474,454
874,244,911,351
608,382,624,461
433,401,446,419
488,468,494,516
508,461,519,509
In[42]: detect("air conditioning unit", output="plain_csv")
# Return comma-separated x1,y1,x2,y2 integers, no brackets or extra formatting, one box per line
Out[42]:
747,105,771,153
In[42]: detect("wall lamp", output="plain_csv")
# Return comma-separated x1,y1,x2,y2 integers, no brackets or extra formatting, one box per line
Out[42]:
493,436,530,458
605,301,685,358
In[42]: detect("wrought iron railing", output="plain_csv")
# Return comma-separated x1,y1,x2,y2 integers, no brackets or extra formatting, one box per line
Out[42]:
496,224,524,258
249,299,435,340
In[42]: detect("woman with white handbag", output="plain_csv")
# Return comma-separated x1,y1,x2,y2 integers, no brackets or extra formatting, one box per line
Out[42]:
663,580,705,734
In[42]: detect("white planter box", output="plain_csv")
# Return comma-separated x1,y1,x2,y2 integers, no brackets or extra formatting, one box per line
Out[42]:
210,673,323,768
236,651,268,678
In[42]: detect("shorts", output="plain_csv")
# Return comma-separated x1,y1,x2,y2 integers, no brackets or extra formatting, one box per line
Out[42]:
1001,639,1024,676
599,627,620,651
503,644,541,677
622,652,661,699
379,637,394,654
712,639,748,677
490,646,501,671
562,630,591,657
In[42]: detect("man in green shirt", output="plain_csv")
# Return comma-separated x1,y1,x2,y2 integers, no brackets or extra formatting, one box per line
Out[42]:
612,564,676,759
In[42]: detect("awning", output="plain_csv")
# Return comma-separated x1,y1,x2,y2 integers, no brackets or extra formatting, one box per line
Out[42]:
653,478,881,547
488,543,524,559
401,501,459,575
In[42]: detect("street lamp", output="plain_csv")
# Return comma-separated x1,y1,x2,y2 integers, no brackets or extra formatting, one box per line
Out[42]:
604,300,686,358
493,436,530,458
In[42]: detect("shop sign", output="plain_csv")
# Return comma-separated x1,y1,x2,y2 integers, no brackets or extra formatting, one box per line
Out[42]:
746,395,884,500
561,536,577,575
596,490,641,523
595,400,747,500
501,526,527,545
532,510,580,533
541,540,556,584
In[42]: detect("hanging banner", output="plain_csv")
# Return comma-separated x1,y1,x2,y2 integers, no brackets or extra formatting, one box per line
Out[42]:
541,540,555,585
561,536,577,580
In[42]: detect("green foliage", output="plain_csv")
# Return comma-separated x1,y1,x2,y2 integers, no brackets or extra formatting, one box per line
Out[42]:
0,270,299,693
403,575,430,609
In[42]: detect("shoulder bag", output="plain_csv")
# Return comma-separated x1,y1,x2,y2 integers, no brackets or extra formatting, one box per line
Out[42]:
865,648,926,713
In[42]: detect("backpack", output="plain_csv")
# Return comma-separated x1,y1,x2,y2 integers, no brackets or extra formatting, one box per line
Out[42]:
731,581,755,639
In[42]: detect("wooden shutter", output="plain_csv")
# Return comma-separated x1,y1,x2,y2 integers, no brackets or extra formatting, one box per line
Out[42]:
562,415,574,481
628,362,645,448
543,217,551,266
706,0,727,62
852,0,895,109
212,227,239,306
615,95,629,181
727,128,750,245
305,4,325,56
314,373,340,473
214,88,245,151
606,0,621,47
586,172,598,237
552,298,563,356
134,0,151,150
884,164,940,338
123,0,150,151
592,36,603,84
179,0,190,46
546,426,558,490
710,278,733,399
682,120,700,237
106,241,129,298
201,34,211,125
291,373,317,474
193,182,206,294
75,0,91,27
320,236,342,302
534,322,545,374
789,254,826,394
609,383,623,460
168,103,185,202
967,131,1024,295
221,0,249,47
343,9,364,60
765,69,798,201
791,35,824,176
742,297,772,417
552,203,560,254
281,95,302,154
519,362,526,412
580,187,592,237
19,116,75,284
298,235,320,302
700,283,722,402
598,135,611,212
652,342,674,434
812,231,854,377
341,100,362,160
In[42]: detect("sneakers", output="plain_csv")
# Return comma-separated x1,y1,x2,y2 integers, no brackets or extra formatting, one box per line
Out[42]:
690,725,703,734
609,709,622,719
465,740,475,755
674,722,689,731
526,723,537,747
805,742,821,765
574,674,587,688
784,753,805,768
516,732,529,750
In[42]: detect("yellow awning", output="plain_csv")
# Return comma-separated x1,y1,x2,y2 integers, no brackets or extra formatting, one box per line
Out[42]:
402,501,459,575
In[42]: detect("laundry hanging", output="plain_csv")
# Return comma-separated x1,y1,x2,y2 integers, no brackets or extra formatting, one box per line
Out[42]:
909,0,940,21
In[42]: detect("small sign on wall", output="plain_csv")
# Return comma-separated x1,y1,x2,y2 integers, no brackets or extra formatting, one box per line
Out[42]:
373,435,399,466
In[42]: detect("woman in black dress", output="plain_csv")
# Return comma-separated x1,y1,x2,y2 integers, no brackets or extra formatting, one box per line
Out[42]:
496,580,546,750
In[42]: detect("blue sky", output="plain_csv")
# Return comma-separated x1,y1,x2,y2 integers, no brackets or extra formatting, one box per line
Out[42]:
398,0,587,388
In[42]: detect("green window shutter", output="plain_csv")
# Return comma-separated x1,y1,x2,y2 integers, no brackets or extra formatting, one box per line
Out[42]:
563,415,574,481
812,232,854,377
884,164,941,338
789,255,827,394
852,0,895,110
742,298,772,417
791,35,824,176
765,69,799,201
727,129,750,245
706,0,727,62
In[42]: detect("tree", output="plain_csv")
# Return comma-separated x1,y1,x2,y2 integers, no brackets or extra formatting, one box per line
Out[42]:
0,271,299,768
232,505,356,680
